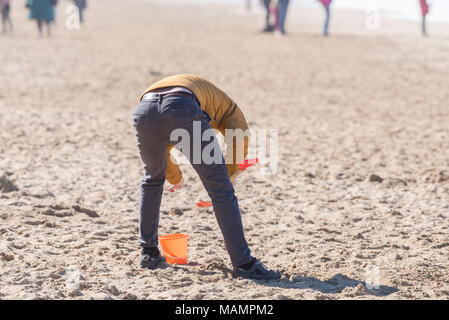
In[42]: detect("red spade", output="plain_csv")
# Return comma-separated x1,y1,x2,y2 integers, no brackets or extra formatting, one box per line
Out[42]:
196,201,212,208
195,158,259,209
238,158,259,171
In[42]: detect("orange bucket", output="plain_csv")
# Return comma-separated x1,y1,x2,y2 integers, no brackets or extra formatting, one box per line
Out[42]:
159,233,190,265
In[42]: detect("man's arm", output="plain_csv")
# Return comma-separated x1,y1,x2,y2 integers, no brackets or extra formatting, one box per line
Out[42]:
217,105,250,178
165,145,183,185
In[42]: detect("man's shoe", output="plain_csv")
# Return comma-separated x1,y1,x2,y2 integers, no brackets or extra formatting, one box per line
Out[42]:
140,247,165,269
232,258,281,280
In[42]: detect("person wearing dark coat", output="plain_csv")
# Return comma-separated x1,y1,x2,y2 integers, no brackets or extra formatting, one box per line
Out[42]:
73,0,86,24
26,0,57,36
1,0,13,33
261,0,273,32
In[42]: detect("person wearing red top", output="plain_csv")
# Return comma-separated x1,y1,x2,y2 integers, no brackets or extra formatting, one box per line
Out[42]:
419,0,430,36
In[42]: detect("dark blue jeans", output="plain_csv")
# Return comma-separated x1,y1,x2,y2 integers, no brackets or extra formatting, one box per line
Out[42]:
323,5,330,36
422,15,427,36
277,0,290,34
132,94,252,267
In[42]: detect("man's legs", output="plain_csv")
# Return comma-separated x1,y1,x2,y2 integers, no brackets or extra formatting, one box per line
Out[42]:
172,117,252,267
132,101,169,249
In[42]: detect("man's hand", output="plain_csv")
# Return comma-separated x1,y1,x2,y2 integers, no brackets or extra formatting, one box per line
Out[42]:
230,169,243,185
164,177,184,192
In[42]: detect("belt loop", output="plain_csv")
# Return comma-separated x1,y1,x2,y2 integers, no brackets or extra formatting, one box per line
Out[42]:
158,94,163,104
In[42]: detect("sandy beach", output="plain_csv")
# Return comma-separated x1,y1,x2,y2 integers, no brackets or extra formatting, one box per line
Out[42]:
1,0,448,299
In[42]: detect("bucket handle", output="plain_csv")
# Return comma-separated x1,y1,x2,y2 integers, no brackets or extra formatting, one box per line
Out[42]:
160,237,190,261
160,247,187,260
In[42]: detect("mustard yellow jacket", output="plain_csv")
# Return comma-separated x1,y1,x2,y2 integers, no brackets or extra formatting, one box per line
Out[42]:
141,74,249,184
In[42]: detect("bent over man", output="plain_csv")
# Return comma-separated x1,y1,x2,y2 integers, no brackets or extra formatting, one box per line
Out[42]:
132,74,280,280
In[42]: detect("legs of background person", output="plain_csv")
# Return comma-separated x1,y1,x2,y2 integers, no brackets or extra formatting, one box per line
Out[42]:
2,4,13,33
1,6,7,32
263,0,272,31
7,14,12,32
323,5,330,36
36,19,50,36
46,20,52,36
422,15,427,37
78,6,84,24
277,0,290,34
37,19,43,35
1,10,5,33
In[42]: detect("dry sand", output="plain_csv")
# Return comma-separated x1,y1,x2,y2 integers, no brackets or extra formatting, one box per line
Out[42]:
0,0,448,300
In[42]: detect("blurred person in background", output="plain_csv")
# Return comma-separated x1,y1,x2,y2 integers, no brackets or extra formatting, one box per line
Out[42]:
275,0,290,35
26,0,57,36
1,0,12,33
261,0,274,32
318,0,332,36
73,0,86,24
419,0,429,36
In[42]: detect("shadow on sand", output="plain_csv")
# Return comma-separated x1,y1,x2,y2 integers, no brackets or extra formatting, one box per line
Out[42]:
158,262,398,297
253,273,398,297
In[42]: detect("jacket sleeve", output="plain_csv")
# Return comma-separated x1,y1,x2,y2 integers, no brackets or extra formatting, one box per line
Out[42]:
165,145,183,185
217,105,249,177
